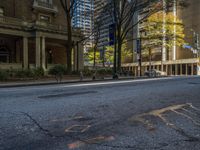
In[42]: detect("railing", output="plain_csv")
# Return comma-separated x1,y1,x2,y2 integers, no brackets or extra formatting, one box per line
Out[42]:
0,16,29,28
34,21,82,35
33,0,58,13
0,63,22,70
37,1,54,9
34,21,68,33
0,16,81,36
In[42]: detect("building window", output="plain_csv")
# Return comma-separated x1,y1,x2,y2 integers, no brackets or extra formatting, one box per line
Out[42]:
0,47,9,63
0,7,4,16
40,15,51,23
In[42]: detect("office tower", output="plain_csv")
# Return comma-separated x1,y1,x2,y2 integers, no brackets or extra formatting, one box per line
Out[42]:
72,0,94,51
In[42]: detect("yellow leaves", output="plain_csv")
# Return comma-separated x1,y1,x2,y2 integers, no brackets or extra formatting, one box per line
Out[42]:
105,40,133,63
142,11,186,52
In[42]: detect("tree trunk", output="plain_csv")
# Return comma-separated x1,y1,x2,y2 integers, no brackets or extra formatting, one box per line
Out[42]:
117,39,122,72
149,48,152,71
93,47,96,68
117,26,122,72
66,13,72,72
113,29,117,76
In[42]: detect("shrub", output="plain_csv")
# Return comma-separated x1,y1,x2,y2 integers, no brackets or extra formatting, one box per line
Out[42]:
10,68,45,79
82,67,93,77
97,68,113,75
15,69,34,78
0,70,9,81
33,67,44,78
48,65,67,82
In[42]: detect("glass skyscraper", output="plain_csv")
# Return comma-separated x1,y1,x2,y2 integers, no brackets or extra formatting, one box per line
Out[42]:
72,0,94,51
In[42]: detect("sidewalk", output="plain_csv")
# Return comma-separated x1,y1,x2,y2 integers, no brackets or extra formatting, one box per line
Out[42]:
0,76,138,88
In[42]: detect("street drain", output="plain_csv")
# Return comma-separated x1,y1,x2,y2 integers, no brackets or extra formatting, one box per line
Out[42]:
38,91,97,99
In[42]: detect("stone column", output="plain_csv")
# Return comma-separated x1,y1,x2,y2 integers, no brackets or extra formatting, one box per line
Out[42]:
145,66,147,71
156,65,159,70
186,64,188,76
170,64,173,75
134,66,137,77
78,42,84,70
23,37,29,69
74,42,78,71
175,64,178,75
35,36,41,68
180,64,182,75
197,63,200,75
16,40,21,63
41,36,46,70
191,64,194,75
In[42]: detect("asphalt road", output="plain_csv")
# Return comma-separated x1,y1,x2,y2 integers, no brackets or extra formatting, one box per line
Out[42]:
0,76,200,150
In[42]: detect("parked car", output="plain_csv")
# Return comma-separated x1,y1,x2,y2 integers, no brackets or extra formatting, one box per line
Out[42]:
144,69,167,77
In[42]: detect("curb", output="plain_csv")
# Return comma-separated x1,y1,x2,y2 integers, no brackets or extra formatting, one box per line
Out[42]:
0,77,140,88
0,76,176,88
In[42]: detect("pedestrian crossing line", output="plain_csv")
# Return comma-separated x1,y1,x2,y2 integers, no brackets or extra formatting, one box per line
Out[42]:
171,109,200,126
128,103,200,129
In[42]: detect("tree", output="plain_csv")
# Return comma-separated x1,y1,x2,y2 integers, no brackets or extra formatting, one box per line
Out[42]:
105,0,162,75
85,40,132,67
141,11,185,66
59,0,98,71
105,40,133,65
105,0,187,75
92,18,103,68
85,48,101,65
60,0,77,72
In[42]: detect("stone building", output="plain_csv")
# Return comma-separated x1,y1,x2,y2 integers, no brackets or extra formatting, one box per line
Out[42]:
0,0,84,71
123,0,200,76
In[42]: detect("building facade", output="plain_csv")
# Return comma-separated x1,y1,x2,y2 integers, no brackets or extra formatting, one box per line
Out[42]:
72,0,94,51
0,0,84,71
125,0,200,76
94,0,112,50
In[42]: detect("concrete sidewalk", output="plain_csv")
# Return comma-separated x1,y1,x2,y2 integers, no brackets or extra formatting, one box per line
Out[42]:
0,76,138,88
